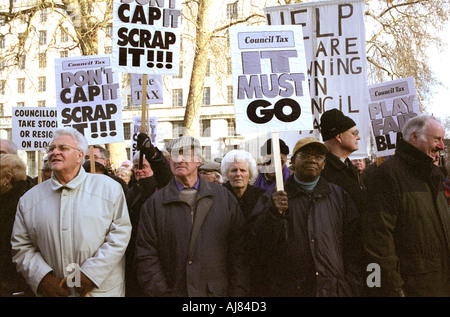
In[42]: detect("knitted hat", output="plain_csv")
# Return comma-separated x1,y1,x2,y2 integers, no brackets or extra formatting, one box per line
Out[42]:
292,137,328,157
261,138,290,156
319,109,356,141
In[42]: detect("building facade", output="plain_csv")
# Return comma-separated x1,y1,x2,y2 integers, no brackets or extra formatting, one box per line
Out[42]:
0,0,285,177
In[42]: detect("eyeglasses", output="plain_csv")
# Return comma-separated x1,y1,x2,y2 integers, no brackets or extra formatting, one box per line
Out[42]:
296,153,326,162
85,155,104,161
44,144,80,154
346,130,360,137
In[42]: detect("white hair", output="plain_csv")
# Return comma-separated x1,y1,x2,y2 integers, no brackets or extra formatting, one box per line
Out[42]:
0,139,18,154
221,150,258,183
402,114,440,143
52,127,88,163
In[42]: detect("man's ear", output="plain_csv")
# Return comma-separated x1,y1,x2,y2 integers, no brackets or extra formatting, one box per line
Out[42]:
4,172,12,184
409,131,418,145
78,150,84,164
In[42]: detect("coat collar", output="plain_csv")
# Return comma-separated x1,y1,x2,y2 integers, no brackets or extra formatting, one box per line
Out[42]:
51,165,86,191
162,174,215,204
396,139,434,180
285,174,331,200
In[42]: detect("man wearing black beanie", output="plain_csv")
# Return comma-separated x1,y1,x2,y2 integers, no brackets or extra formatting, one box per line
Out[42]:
319,109,366,214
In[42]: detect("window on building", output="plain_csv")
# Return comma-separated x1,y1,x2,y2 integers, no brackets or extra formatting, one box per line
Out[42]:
19,55,25,69
126,95,132,109
39,30,47,45
202,87,211,106
38,76,46,92
172,121,185,137
172,89,183,107
205,60,211,77
227,118,235,136
106,24,113,37
17,102,24,107
0,103,4,116
227,85,234,104
227,2,238,20
17,78,25,93
0,80,5,95
174,61,183,78
38,100,46,107
200,119,211,137
104,46,112,54
0,35,5,49
227,57,232,75
39,53,47,68
27,151,37,177
123,122,131,140
60,50,68,58
40,9,47,23
61,27,68,42
202,146,211,162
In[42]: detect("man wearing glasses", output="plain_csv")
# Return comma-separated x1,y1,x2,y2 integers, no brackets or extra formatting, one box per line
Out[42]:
11,127,131,297
319,109,366,215
247,137,363,296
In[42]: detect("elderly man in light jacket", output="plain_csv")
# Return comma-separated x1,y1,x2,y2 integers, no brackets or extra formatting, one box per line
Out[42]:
11,127,131,297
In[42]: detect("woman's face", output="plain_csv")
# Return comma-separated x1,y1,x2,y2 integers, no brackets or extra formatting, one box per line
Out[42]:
0,171,12,195
227,161,250,190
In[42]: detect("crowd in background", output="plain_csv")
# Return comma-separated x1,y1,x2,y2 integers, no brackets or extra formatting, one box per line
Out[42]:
0,110,449,297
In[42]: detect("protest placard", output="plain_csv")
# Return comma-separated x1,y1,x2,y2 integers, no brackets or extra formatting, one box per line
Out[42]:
12,107,58,150
112,0,181,75
368,77,419,157
229,24,313,134
264,0,369,158
131,115,157,159
131,73,163,105
54,55,124,145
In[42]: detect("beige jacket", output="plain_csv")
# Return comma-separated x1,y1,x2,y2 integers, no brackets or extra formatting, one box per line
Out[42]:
11,167,131,297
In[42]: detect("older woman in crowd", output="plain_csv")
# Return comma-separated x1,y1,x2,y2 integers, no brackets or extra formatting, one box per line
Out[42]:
221,150,265,220
0,154,34,297
221,149,266,297
116,166,133,185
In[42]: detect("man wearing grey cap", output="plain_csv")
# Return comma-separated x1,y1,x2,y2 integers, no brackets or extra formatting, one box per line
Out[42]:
135,135,249,297
247,137,363,296
319,109,366,214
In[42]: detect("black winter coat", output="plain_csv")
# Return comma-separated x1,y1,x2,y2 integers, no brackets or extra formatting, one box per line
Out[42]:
135,176,249,297
125,151,173,297
321,153,366,214
364,139,450,296
0,180,34,297
247,175,363,297
223,181,265,219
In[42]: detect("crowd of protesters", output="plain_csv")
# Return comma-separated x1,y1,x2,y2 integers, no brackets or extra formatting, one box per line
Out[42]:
0,110,448,297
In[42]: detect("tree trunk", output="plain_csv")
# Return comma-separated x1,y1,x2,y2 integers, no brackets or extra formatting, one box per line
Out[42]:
65,0,127,167
183,0,212,137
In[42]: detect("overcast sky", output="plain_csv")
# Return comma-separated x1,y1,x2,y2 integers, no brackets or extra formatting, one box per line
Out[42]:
426,21,450,122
